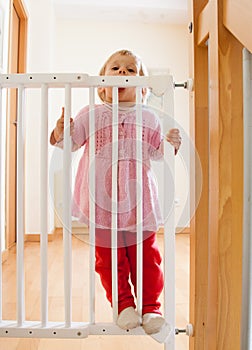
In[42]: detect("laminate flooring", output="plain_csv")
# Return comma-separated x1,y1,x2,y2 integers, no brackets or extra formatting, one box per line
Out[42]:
0,233,190,349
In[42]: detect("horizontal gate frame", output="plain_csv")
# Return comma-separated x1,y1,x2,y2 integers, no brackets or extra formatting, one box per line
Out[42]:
0,321,149,339
0,73,172,92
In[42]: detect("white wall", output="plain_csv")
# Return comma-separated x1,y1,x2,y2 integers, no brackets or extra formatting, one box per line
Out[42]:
0,0,10,74
24,0,55,234
25,0,55,72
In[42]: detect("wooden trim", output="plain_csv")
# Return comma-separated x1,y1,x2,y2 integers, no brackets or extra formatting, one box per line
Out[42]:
8,0,28,73
175,227,190,234
190,0,244,349
2,250,9,263
12,0,28,73
25,233,55,242
25,227,61,242
25,225,96,242
5,0,28,249
158,226,190,234
206,3,220,347
207,1,243,348
189,1,210,349
46,226,190,241
53,227,63,235
13,0,28,18
223,0,252,53
46,226,190,237
75,225,189,235
197,2,210,46
190,46,209,350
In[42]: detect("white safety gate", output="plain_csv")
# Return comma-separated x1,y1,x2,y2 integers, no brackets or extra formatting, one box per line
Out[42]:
0,73,191,349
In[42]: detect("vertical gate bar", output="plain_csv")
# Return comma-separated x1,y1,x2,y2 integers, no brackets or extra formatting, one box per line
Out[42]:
63,84,72,327
112,87,119,322
163,80,176,349
0,87,2,322
40,84,49,327
136,87,143,316
16,85,25,326
89,87,96,324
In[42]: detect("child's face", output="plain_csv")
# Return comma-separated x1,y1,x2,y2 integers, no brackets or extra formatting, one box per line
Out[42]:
102,53,141,104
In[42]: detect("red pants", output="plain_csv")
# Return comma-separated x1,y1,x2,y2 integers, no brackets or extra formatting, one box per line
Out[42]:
95,229,164,315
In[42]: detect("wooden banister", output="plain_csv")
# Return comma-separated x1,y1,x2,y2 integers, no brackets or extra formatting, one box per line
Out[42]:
224,0,252,53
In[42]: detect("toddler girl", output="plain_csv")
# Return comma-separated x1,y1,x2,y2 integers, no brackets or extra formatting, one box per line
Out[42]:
50,49,181,334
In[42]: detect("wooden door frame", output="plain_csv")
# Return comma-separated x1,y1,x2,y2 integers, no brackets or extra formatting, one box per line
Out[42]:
6,0,28,248
9,0,28,73
188,2,209,350
189,0,245,349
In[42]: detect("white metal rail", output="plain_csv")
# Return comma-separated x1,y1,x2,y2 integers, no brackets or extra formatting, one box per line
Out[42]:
0,73,178,348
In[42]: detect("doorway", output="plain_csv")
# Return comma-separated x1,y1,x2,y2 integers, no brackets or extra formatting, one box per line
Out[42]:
5,0,27,248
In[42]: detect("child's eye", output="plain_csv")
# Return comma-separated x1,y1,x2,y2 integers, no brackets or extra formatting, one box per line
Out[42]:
112,67,119,70
128,68,136,73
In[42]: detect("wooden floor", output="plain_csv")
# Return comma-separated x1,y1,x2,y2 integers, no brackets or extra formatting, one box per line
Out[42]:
0,233,189,350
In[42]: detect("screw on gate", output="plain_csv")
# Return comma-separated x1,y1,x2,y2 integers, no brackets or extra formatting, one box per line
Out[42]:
175,324,194,337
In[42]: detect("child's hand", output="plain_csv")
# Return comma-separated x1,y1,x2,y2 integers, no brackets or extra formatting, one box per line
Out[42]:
53,107,74,142
165,128,181,155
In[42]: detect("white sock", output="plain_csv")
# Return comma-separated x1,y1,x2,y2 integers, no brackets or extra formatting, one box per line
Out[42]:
142,313,166,334
116,307,141,330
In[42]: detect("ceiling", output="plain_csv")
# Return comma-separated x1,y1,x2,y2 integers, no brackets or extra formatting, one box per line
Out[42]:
52,0,188,24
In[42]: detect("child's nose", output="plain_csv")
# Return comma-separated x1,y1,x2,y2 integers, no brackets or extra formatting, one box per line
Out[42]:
118,67,127,75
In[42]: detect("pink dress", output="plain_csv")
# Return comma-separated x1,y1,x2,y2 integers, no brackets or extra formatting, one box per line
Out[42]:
63,103,164,232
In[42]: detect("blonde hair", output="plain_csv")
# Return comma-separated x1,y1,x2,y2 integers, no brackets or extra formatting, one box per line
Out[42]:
98,49,148,102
